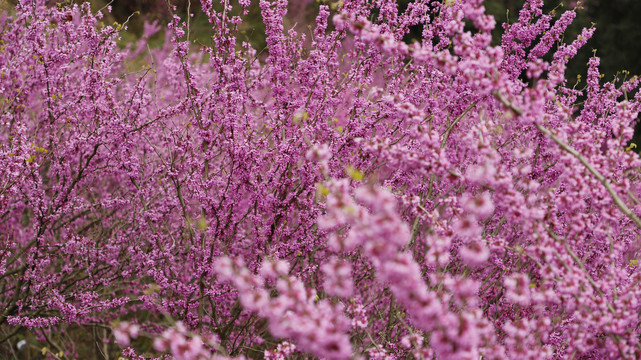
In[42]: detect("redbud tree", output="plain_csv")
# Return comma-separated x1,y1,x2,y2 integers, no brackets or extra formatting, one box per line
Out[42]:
2,0,641,359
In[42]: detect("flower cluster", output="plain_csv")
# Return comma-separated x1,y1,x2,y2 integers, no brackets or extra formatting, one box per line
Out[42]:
215,257,352,359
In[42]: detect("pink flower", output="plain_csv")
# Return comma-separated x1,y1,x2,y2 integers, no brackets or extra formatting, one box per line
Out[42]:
459,241,490,267
452,214,482,242
113,328,130,347
322,257,354,298
425,235,452,267
461,192,494,219
153,336,169,352
504,273,531,306
113,322,139,347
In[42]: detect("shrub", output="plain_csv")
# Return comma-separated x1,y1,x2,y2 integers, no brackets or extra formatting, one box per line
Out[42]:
1,0,641,359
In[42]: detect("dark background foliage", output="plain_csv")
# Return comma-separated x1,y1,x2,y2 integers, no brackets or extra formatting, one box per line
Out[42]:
481,0,641,147
33,0,641,81
483,0,641,83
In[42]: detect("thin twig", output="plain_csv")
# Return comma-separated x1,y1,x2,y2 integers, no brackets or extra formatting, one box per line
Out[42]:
440,101,477,148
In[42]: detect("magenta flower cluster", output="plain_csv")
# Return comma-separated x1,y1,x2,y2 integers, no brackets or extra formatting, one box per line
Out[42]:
2,0,641,359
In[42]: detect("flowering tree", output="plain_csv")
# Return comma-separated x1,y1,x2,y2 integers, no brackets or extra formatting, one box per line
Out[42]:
1,0,641,358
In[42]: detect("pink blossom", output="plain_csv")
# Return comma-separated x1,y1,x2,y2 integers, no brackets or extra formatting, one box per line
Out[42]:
461,192,495,219
504,273,532,306
2,1,641,359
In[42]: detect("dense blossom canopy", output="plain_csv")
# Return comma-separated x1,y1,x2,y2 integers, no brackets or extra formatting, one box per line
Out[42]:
2,0,641,359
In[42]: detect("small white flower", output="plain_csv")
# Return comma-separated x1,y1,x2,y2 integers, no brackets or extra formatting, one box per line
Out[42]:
16,339,27,350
